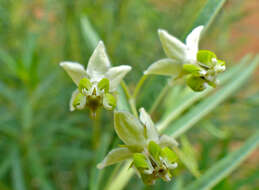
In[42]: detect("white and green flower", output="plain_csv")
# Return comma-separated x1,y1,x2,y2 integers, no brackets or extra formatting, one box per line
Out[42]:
60,41,131,114
98,108,178,185
144,26,226,91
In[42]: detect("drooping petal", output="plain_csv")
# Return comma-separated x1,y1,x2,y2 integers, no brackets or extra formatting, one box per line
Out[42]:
86,41,111,80
105,65,132,91
114,111,146,146
185,26,204,60
60,62,88,86
69,89,86,111
159,135,179,148
97,148,132,169
158,29,186,61
139,108,159,142
144,58,182,76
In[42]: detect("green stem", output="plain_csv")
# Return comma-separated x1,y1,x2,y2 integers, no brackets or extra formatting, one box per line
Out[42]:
92,110,101,149
121,81,138,117
105,161,134,190
133,74,148,99
149,78,174,115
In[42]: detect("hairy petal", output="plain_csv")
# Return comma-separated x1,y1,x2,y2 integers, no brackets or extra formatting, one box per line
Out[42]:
139,108,159,142
158,29,186,61
105,65,132,91
69,89,86,111
97,148,132,169
159,135,179,148
144,58,182,76
114,111,146,146
185,25,204,60
87,41,111,80
60,62,88,86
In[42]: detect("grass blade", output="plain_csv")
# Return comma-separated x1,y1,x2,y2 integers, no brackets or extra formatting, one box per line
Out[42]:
184,0,227,38
89,133,112,190
185,132,259,190
27,145,53,190
80,15,100,51
11,148,26,190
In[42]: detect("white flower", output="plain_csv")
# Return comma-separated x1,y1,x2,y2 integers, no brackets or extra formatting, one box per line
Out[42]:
98,108,178,185
144,26,204,76
144,26,226,92
60,41,131,112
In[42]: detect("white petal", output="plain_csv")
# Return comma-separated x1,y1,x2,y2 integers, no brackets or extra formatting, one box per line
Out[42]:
87,41,111,80
159,135,179,148
69,89,86,111
105,65,132,91
158,29,186,61
139,108,159,142
97,148,132,169
144,58,182,76
60,62,88,86
114,111,146,146
185,26,204,60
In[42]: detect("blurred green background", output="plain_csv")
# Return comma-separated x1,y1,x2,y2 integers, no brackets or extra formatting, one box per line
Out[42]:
0,0,258,190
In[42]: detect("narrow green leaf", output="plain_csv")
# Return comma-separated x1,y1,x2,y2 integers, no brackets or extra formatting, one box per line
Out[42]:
11,148,26,190
22,34,36,70
185,0,227,38
0,155,12,179
80,15,100,51
27,146,53,190
0,49,18,74
173,136,200,178
89,133,112,190
164,55,259,137
185,132,259,190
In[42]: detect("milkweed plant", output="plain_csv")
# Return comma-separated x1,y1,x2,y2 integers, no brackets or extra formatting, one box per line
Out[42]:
60,25,226,185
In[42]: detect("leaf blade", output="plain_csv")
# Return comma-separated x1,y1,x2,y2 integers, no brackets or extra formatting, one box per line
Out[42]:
185,132,259,190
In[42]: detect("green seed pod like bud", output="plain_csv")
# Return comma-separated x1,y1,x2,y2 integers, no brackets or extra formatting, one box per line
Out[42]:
133,153,149,169
98,78,110,93
78,78,92,93
161,147,177,163
197,50,217,68
182,63,204,76
148,141,161,161
186,75,207,92
72,92,85,108
103,93,116,110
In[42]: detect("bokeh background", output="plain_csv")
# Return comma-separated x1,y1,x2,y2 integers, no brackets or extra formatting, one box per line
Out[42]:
0,0,258,190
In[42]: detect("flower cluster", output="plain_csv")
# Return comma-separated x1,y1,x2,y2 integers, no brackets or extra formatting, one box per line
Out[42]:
60,41,131,115
60,30,226,185
145,26,225,91
97,108,178,185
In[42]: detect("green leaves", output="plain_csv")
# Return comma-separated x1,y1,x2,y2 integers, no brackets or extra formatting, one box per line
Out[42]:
189,0,227,35
185,132,259,190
